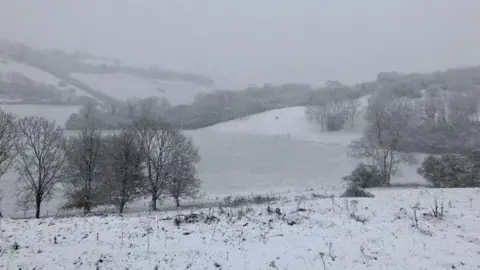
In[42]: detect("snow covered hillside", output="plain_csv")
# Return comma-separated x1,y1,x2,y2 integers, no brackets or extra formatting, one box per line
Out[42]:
0,56,96,100
2,188,479,269
207,95,370,144
72,73,213,105
0,96,425,218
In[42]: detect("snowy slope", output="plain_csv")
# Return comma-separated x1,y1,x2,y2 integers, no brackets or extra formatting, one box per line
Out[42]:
0,57,96,99
207,103,369,144
1,188,479,269
72,73,213,105
0,94,428,219
0,124,423,218
208,106,325,140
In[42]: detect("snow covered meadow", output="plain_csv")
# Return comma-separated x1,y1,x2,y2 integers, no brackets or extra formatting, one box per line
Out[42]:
0,57,95,99
2,188,479,269
0,105,423,217
71,73,213,105
1,104,479,269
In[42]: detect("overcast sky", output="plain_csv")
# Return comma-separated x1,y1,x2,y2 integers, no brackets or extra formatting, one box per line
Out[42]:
1,0,480,89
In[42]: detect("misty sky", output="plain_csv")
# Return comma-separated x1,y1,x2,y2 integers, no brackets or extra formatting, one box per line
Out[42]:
1,0,480,89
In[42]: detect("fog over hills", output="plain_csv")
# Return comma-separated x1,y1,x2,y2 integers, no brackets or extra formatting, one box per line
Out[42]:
2,2,480,269
2,1,480,87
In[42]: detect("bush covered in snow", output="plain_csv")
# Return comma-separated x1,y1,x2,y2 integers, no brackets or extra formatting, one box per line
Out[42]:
417,154,480,188
340,184,375,198
342,163,384,188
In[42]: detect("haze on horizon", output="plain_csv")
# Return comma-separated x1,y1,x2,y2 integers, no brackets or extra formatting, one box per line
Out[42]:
1,0,480,89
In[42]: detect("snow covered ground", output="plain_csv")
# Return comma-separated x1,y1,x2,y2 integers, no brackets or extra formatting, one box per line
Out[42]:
0,57,95,99
1,188,479,269
0,94,475,269
72,73,213,105
207,97,369,144
0,102,424,219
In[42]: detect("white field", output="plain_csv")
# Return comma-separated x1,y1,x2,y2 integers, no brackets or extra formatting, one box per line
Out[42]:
0,101,423,217
1,188,479,269
1,101,476,269
72,73,213,105
0,57,95,99
207,95,370,144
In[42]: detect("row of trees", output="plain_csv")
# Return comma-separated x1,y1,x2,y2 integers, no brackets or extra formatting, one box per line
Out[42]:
305,81,363,131
0,109,200,219
65,83,316,130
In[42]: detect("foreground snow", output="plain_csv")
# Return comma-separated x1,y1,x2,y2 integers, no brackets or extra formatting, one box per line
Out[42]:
1,188,479,270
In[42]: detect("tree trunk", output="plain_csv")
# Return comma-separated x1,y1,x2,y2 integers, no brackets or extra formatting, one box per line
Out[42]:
382,153,390,187
151,195,157,211
0,211,3,218
119,201,125,214
35,195,41,219
175,197,180,207
84,201,91,215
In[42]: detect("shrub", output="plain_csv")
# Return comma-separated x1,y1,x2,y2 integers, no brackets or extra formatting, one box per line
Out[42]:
340,184,375,198
221,194,280,207
343,163,383,188
417,154,479,188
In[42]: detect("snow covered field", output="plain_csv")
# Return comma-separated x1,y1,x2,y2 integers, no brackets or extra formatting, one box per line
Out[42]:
0,104,424,218
1,188,479,269
207,95,370,144
207,107,366,144
0,102,424,218
72,73,213,104
0,97,476,269
0,57,95,99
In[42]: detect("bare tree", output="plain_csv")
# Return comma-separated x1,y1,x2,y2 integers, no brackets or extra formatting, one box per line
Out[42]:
132,117,180,211
62,114,107,214
15,117,67,218
167,135,201,207
305,106,326,131
346,98,360,128
0,109,18,218
104,129,144,213
306,88,350,132
349,99,416,186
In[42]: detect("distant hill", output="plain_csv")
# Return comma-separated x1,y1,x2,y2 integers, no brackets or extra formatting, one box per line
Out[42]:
0,39,214,106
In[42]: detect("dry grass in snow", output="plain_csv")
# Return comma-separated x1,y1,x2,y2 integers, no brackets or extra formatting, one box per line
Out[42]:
1,188,480,270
